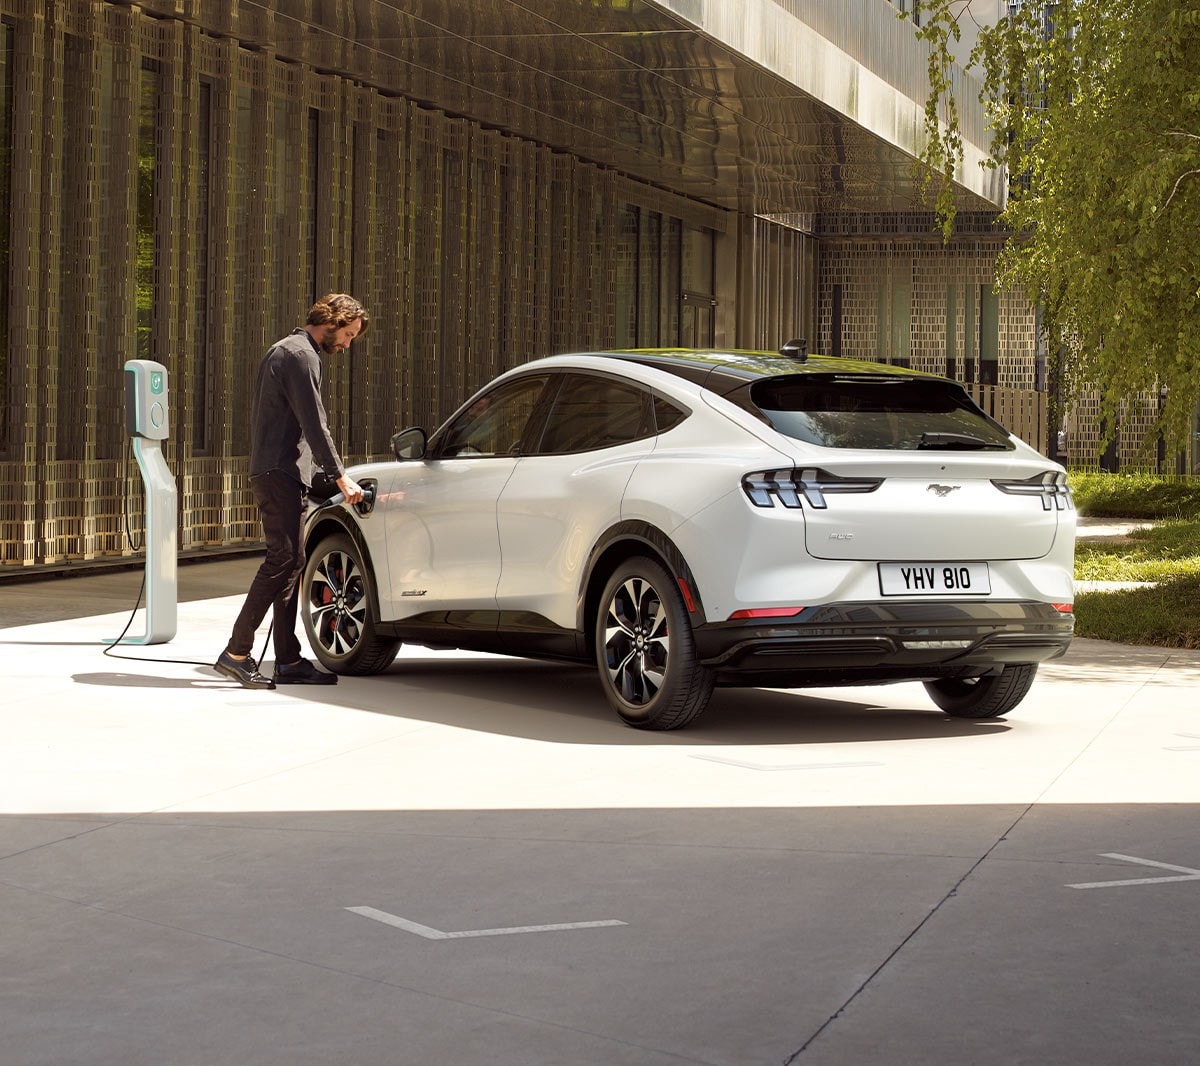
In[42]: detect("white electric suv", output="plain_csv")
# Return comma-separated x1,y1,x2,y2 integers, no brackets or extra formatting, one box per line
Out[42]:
300,346,1075,730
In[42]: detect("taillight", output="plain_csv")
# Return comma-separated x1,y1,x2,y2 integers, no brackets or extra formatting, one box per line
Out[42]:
727,607,807,620
742,468,883,510
991,470,1073,511
1052,603,1074,614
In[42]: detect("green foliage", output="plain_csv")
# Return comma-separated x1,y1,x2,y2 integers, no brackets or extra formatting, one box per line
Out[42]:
1070,471,1200,518
910,0,1200,457
1075,518,1200,581
1069,472,1200,645
908,1,965,241
1074,576,1200,649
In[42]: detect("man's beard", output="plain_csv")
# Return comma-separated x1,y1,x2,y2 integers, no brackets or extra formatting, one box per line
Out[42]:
318,327,340,354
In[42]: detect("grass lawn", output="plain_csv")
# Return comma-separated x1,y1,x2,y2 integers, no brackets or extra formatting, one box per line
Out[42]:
1070,472,1200,648
1072,575,1200,649
1074,518,1200,582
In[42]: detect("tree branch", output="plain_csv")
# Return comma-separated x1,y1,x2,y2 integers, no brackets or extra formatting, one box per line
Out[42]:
1161,168,1200,214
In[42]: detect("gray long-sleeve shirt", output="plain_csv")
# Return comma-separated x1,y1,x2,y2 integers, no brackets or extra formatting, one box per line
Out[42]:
248,328,345,488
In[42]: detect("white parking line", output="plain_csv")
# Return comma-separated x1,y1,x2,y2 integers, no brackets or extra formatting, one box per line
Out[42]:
1067,853,1200,890
346,906,627,939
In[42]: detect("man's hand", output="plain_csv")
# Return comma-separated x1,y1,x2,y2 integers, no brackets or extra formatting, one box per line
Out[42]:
337,474,365,505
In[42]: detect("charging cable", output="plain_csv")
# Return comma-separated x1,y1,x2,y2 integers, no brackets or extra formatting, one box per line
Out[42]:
102,570,273,670
102,478,372,671
103,439,274,670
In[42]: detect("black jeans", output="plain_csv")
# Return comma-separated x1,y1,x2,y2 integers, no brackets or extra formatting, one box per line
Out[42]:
228,470,307,663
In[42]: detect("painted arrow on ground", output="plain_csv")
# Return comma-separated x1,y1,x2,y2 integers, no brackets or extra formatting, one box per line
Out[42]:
346,906,626,939
1067,853,1200,890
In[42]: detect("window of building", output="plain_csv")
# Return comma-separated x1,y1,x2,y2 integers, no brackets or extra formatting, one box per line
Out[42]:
441,147,466,405
615,202,639,347
376,125,405,429
348,123,369,455
306,107,319,302
233,81,262,447
831,284,843,358
498,163,516,364
638,209,661,347
409,132,437,421
681,223,715,347
682,223,713,296
945,281,958,379
273,99,302,340
980,285,1000,385
892,0,921,27
662,216,682,344
0,21,8,447
618,205,707,349
192,79,213,453
964,282,977,384
136,58,161,362
96,40,119,460
56,31,88,460
891,279,912,368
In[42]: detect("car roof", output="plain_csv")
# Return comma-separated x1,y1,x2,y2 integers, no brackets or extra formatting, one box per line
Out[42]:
554,347,949,396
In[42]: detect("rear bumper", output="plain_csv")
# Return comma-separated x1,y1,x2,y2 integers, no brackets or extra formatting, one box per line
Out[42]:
695,600,1073,686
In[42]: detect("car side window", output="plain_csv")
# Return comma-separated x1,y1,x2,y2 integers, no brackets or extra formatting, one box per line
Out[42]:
438,375,548,458
653,395,688,433
535,373,653,455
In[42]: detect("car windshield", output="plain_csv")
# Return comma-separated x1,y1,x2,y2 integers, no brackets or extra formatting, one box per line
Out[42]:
747,375,1015,451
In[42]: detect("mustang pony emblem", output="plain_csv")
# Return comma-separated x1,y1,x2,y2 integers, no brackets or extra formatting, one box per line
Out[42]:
927,484,961,497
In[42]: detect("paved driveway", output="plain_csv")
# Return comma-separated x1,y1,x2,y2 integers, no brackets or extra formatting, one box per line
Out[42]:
1,560,1198,1065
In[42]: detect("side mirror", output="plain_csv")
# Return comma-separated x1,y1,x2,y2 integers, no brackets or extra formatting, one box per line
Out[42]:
391,427,428,461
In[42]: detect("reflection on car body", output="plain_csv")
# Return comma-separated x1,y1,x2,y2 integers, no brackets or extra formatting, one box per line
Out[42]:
300,346,1075,730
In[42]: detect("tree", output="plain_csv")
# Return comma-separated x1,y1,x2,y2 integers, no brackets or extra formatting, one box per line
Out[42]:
910,0,1200,458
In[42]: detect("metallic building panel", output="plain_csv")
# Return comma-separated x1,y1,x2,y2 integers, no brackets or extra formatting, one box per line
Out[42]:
221,0,1003,216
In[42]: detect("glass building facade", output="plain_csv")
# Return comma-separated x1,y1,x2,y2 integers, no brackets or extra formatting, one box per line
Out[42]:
0,1,1081,569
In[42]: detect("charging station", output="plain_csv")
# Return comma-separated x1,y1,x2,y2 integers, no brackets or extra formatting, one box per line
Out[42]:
115,359,177,644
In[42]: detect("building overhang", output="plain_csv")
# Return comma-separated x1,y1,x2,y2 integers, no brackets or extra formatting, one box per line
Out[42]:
217,0,1003,218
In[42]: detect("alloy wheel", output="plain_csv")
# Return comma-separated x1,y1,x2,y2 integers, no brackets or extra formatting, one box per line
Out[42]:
306,547,368,658
602,575,670,706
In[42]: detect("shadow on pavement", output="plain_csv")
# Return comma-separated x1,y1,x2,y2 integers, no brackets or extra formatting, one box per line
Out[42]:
146,655,1014,747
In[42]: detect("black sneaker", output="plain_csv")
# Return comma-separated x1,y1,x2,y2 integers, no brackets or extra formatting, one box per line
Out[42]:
274,657,338,686
214,649,276,690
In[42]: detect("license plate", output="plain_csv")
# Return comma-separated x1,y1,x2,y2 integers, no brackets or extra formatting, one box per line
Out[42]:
878,562,991,596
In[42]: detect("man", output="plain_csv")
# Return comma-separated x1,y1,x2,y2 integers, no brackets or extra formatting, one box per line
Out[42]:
214,294,367,690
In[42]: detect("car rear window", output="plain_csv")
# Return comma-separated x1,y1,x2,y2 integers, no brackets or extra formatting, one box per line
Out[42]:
746,375,1015,451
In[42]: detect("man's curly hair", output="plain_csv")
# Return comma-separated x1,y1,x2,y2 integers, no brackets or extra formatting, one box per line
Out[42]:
306,293,369,335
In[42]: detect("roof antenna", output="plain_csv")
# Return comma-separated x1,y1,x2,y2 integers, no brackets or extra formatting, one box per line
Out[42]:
781,338,808,362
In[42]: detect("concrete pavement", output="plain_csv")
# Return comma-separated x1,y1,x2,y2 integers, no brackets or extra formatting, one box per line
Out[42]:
1,558,1198,1065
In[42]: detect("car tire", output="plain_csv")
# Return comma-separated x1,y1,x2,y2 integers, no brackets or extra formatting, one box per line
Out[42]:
923,663,1038,718
595,556,715,730
302,533,400,675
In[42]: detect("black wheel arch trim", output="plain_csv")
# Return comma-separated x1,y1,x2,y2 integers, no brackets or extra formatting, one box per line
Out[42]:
578,521,705,636
302,511,384,623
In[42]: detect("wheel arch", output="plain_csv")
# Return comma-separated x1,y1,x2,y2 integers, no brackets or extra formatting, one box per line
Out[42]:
303,512,386,620
579,521,706,654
